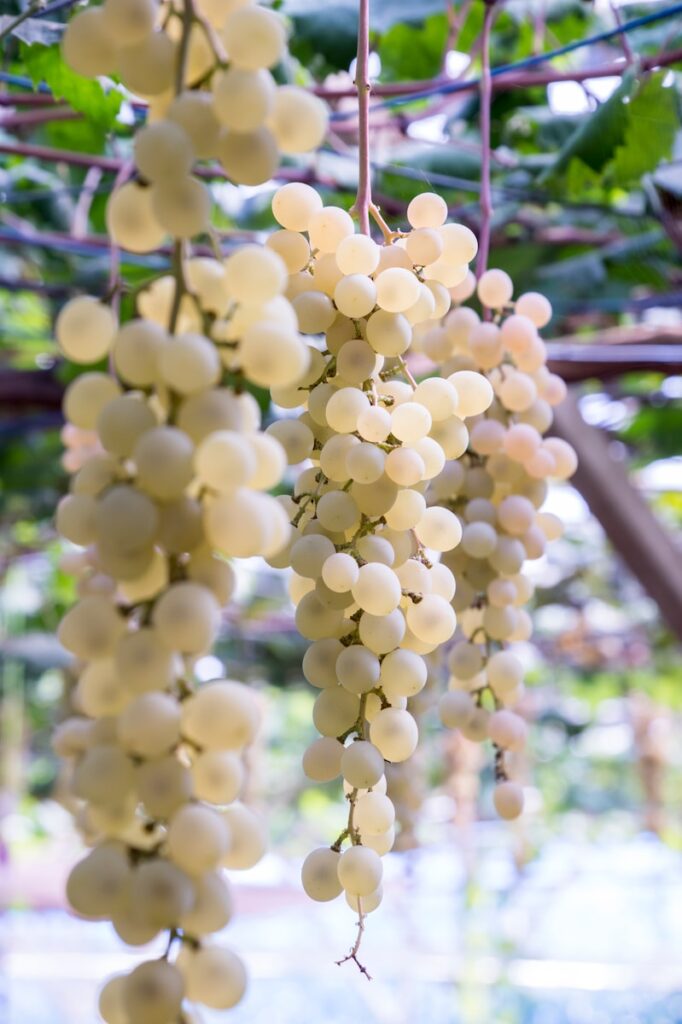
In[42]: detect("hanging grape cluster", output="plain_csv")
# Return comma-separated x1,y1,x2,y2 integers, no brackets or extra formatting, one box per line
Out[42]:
63,0,328,253
413,268,576,818
258,184,496,926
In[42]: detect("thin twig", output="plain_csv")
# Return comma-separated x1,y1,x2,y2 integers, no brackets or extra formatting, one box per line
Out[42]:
0,0,45,45
336,899,372,980
475,1,497,281
351,0,372,234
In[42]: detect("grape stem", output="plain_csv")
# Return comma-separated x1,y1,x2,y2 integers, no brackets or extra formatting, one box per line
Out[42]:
475,0,498,282
351,0,372,235
336,899,371,980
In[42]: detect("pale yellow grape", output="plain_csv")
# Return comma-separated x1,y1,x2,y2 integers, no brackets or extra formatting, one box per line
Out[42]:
312,686,359,736
413,378,458,421
268,86,328,154
266,229,311,274
302,847,342,901
493,780,524,819
350,563,401,617
70,452,117,498
76,659,127,718
319,552,357,594
340,740,384,789
138,275,198,331
61,7,117,77
99,975,128,1024
439,690,475,729
135,755,192,818
152,581,220,654
94,484,158,553
356,534,395,566
500,371,537,413
323,387,368,435
346,442,385,484
195,430,256,492
543,437,577,479
358,608,405,654
178,870,233,937
362,828,394,855
335,645,380,695
369,707,417,762
336,338,378,385
498,495,535,536
487,650,523,697
477,268,514,309
333,274,377,319
406,593,456,645
56,493,96,547
354,791,395,835
518,397,552,434
375,267,420,313
177,945,246,1010
405,226,442,266
167,90,222,159
63,373,121,430
205,489,290,557
266,419,314,464
217,803,265,869
450,268,476,302
97,394,156,458
379,648,427,697
52,716,92,759
187,549,236,604
290,534,335,578
384,447,423,487
423,258,468,289
122,960,183,1024
525,446,556,479
167,804,230,876
500,313,537,355
290,291,334,334
427,280,452,318
115,629,176,694
337,845,383,897
415,506,461,552
303,736,343,782
117,693,181,758
439,222,478,263
468,322,504,369
461,521,496,558
296,592,346,641
308,206,354,253
366,309,411,356
356,405,391,443
489,535,526,575
133,425,194,501
448,370,494,418
225,244,286,303
159,332,220,395
515,290,552,327
134,121,194,184
118,31,176,96
302,637,343,688
468,419,504,457
406,192,447,229
72,745,135,806
212,67,275,131
217,126,279,185
241,323,309,388
405,282,436,325
346,884,383,914
336,233,379,275
152,176,211,238
503,422,541,462
488,709,527,751
56,296,117,365
413,436,446,479
112,319,164,387
66,843,130,919
272,182,323,231
58,595,124,660
391,402,432,444
182,681,259,753
223,4,285,68
128,859,194,930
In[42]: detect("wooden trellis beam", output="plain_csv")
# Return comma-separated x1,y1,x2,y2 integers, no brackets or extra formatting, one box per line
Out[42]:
551,390,682,641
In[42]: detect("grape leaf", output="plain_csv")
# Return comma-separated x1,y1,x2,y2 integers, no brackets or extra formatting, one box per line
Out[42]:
611,72,679,186
21,43,121,131
378,13,449,82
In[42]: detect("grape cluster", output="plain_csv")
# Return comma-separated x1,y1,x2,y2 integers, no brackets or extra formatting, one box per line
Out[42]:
258,184,494,920
62,0,327,252
414,268,576,818
52,199,322,1019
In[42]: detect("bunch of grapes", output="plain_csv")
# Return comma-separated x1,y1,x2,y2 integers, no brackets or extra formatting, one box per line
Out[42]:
412,268,576,818
62,0,328,253
53,238,308,1020
258,184,496,925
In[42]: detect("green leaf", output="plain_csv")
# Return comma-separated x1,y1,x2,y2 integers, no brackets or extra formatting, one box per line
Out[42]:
611,72,679,186
21,43,121,131
540,69,637,183
378,13,448,82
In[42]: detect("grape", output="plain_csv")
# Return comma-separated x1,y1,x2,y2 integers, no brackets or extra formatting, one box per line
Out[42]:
66,843,130,919
380,649,427,697
217,126,279,185
118,31,176,97
167,803,230,876
167,90,221,159
62,8,117,77
220,803,268,869
375,267,420,313
272,183,323,232
123,960,184,1024
340,740,384,789
354,792,395,835
241,322,310,388
268,86,328,154
56,296,117,364
335,645,380,694
58,596,125,660
267,229,311,274
195,430,256,492
99,975,128,1024
406,594,456,645
225,244,286,303
321,552,359,593
128,859,195,930
337,845,383,896
213,67,275,131
477,268,513,309
73,745,135,806
493,781,524,820
152,582,220,654
179,945,247,1010
334,275,377,318
336,234,380,276
415,506,462,552
181,680,260,750
369,708,418,762
134,121,194,184
180,871,234,936
302,848,342,902
406,192,448,229
515,291,552,327
366,310,411,356
303,736,343,782
117,693,181,758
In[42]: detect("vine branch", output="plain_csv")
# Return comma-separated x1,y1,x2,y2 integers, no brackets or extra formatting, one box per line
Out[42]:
351,0,371,234
475,0,497,281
